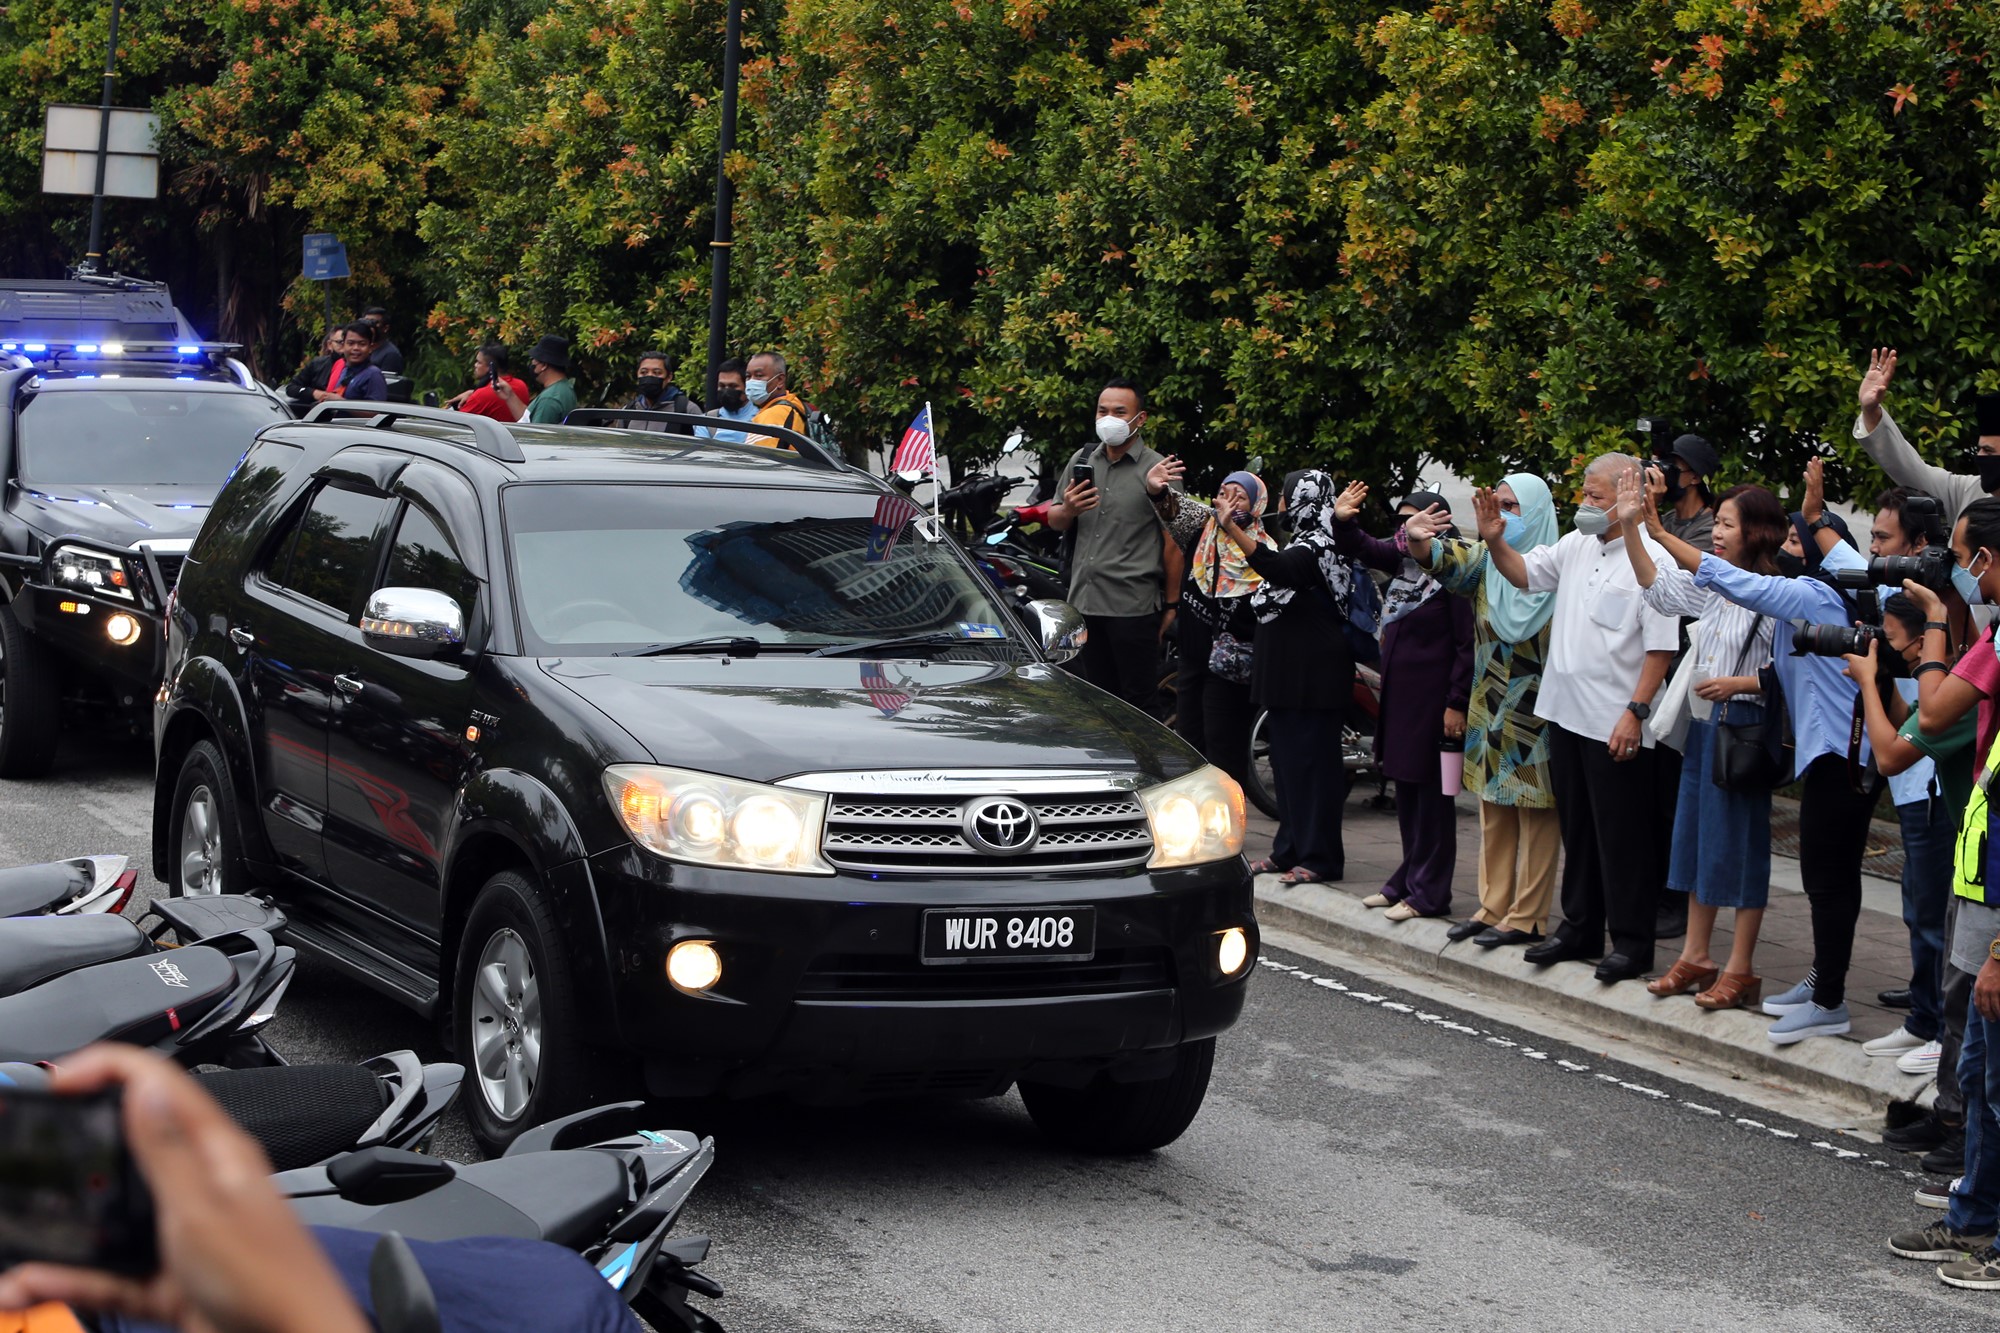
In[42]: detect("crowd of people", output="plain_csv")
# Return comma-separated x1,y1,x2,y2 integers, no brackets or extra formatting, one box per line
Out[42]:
1050,360,2000,1294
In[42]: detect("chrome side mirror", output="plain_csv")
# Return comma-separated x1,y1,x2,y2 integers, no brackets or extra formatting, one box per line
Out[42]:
361,587,465,660
1025,598,1086,663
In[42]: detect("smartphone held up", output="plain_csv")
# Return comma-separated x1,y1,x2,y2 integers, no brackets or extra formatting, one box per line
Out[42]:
0,1085,156,1277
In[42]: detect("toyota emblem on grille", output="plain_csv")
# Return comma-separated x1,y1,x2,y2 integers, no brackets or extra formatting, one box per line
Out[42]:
962,796,1039,855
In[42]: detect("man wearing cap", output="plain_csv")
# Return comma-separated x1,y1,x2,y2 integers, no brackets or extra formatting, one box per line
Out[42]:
496,335,579,425
1658,433,1719,550
1856,347,2000,524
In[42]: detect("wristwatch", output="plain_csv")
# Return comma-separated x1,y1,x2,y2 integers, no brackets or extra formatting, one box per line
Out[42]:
1626,701,1652,721
1989,937,2000,964
1808,514,1839,534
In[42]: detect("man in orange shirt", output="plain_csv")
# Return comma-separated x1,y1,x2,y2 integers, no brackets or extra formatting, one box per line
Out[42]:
744,350,809,449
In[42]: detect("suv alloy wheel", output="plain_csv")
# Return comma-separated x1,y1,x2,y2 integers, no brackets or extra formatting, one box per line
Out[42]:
454,868,595,1154
1018,1036,1217,1154
0,605,60,778
168,740,247,897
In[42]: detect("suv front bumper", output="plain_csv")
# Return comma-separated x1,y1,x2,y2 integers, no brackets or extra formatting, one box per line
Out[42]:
12,581,165,696
582,844,1257,1100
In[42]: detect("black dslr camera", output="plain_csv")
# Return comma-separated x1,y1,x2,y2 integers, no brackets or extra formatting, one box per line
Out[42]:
1789,619,1885,658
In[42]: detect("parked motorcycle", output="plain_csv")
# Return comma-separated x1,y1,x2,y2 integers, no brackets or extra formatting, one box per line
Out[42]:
279,1102,726,1331
0,890,286,999
0,854,138,917
1244,661,1386,820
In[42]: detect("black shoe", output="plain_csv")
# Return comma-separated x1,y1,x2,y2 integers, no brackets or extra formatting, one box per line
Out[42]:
1475,927,1543,949
1923,1130,1968,1176
1654,902,1688,940
1884,1112,1948,1155
1444,919,1489,944
1879,988,1914,1010
1595,952,1650,983
1524,935,1602,967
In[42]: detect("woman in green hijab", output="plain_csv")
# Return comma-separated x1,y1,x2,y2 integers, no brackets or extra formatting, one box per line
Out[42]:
1405,474,1561,948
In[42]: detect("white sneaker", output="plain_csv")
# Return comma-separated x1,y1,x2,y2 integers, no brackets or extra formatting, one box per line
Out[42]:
1897,1040,1944,1076
1864,1026,1928,1058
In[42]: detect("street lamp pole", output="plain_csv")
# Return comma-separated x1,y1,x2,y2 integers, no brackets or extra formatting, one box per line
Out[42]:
81,0,122,273
704,0,742,399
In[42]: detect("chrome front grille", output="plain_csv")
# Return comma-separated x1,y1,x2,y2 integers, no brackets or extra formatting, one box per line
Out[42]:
821,789,1152,875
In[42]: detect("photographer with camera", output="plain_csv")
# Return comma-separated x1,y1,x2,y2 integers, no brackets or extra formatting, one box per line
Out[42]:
1625,461,1880,1044
1800,470,1970,1087
1654,433,1720,549
1615,472,1783,1010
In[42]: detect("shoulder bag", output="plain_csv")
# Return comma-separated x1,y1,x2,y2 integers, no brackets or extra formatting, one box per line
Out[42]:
1711,614,1787,791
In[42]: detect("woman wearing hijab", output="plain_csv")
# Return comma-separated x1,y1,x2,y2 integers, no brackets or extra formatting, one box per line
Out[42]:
1168,471,1272,786
1404,474,1561,948
1214,472,1356,886
1327,484,1476,920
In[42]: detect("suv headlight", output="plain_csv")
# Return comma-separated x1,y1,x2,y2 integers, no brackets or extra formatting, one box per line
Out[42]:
47,543,137,601
1140,765,1246,869
604,764,834,875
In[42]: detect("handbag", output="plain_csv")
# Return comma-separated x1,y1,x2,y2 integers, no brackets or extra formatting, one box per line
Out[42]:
1648,619,1699,753
1203,542,1254,684
1711,615,1787,791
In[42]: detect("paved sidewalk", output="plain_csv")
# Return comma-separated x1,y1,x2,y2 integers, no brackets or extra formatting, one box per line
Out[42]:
1245,788,1933,1112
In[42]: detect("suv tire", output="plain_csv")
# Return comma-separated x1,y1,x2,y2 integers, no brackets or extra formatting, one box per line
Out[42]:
1019,1037,1215,1154
167,741,250,897
455,869,595,1154
0,604,60,778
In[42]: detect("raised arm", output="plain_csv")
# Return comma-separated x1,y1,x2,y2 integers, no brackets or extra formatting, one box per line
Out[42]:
1472,487,1530,589
1694,553,1848,623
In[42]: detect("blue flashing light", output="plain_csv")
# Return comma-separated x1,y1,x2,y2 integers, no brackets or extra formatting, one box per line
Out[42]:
1,343,16,351
76,343,98,353
77,373,96,379
177,345,198,355
23,344,45,353
173,375,194,381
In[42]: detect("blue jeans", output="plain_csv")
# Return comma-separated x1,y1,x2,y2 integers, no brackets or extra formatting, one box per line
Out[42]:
1945,990,2000,1235
1898,799,1955,1043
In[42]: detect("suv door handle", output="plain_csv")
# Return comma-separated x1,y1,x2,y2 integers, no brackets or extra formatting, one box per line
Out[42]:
334,674,364,696
228,628,254,651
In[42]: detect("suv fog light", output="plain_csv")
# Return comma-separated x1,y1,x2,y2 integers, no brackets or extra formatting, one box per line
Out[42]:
1217,927,1249,977
666,940,723,993
105,612,141,646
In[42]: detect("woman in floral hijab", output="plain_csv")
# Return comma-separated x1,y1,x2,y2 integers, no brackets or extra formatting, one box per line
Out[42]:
1167,471,1274,784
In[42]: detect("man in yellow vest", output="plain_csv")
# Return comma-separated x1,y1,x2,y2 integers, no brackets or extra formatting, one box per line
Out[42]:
744,350,809,450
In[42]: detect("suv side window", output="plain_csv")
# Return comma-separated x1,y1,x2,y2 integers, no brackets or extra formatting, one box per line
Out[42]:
383,501,478,612
274,484,393,618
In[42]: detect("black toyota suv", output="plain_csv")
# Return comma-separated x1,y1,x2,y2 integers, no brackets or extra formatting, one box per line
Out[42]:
153,404,1256,1153
0,327,291,775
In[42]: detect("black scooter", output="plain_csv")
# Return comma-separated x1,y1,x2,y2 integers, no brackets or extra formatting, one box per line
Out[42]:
0,854,138,917
278,1103,726,1332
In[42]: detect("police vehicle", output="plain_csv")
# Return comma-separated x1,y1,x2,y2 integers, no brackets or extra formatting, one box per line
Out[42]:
0,274,290,775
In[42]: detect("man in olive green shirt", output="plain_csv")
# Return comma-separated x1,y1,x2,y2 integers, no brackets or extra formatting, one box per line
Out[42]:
496,334,579,424
1047,378,1183,713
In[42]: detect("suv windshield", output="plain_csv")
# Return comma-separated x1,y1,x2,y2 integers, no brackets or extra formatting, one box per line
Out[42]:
505,483,1022,655
18,389,287,488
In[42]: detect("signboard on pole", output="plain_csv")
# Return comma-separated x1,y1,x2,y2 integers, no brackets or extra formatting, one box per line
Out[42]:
41,105,159,199
302,233,350,282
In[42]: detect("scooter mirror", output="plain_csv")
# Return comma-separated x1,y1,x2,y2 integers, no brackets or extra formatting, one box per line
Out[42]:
1002,429,1025,455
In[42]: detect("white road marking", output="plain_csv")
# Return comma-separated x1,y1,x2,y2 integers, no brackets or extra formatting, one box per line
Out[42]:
1257,953,1914,1178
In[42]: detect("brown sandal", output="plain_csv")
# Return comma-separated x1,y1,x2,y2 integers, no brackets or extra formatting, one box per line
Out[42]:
1695,972,1763,1011
1646,959,1720,998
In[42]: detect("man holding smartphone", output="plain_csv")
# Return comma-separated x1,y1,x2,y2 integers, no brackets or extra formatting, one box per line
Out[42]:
1046,377,1184,714
445,343,529,423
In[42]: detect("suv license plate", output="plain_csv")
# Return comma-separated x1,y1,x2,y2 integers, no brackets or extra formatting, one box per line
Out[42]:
921,907,1096,965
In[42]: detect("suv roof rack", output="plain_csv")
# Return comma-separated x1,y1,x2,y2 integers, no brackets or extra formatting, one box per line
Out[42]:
561,408,841,469
302,401,527,464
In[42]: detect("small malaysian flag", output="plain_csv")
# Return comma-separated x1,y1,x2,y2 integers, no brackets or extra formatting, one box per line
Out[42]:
891,403,935,478
866,490,923,562
860,661,913,717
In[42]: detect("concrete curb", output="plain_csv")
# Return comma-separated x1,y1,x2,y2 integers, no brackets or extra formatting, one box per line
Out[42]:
1254,875,1928,1111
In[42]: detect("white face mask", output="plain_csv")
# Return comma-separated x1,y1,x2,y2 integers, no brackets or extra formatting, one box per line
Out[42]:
1095,415,1133,448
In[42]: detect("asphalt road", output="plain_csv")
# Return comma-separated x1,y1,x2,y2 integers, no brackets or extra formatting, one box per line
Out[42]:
3,737,1986,1330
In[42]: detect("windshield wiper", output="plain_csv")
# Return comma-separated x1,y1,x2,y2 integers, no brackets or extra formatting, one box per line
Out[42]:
616,636,767,658
808,632,977,659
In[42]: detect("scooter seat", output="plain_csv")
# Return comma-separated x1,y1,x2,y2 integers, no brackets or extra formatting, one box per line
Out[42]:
0,860,101,916
0,944,238,1063
0,914,148,996
290,1149,633,1249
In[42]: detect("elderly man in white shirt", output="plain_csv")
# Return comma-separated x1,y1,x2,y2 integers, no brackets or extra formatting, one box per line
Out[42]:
1473,453,1681,983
